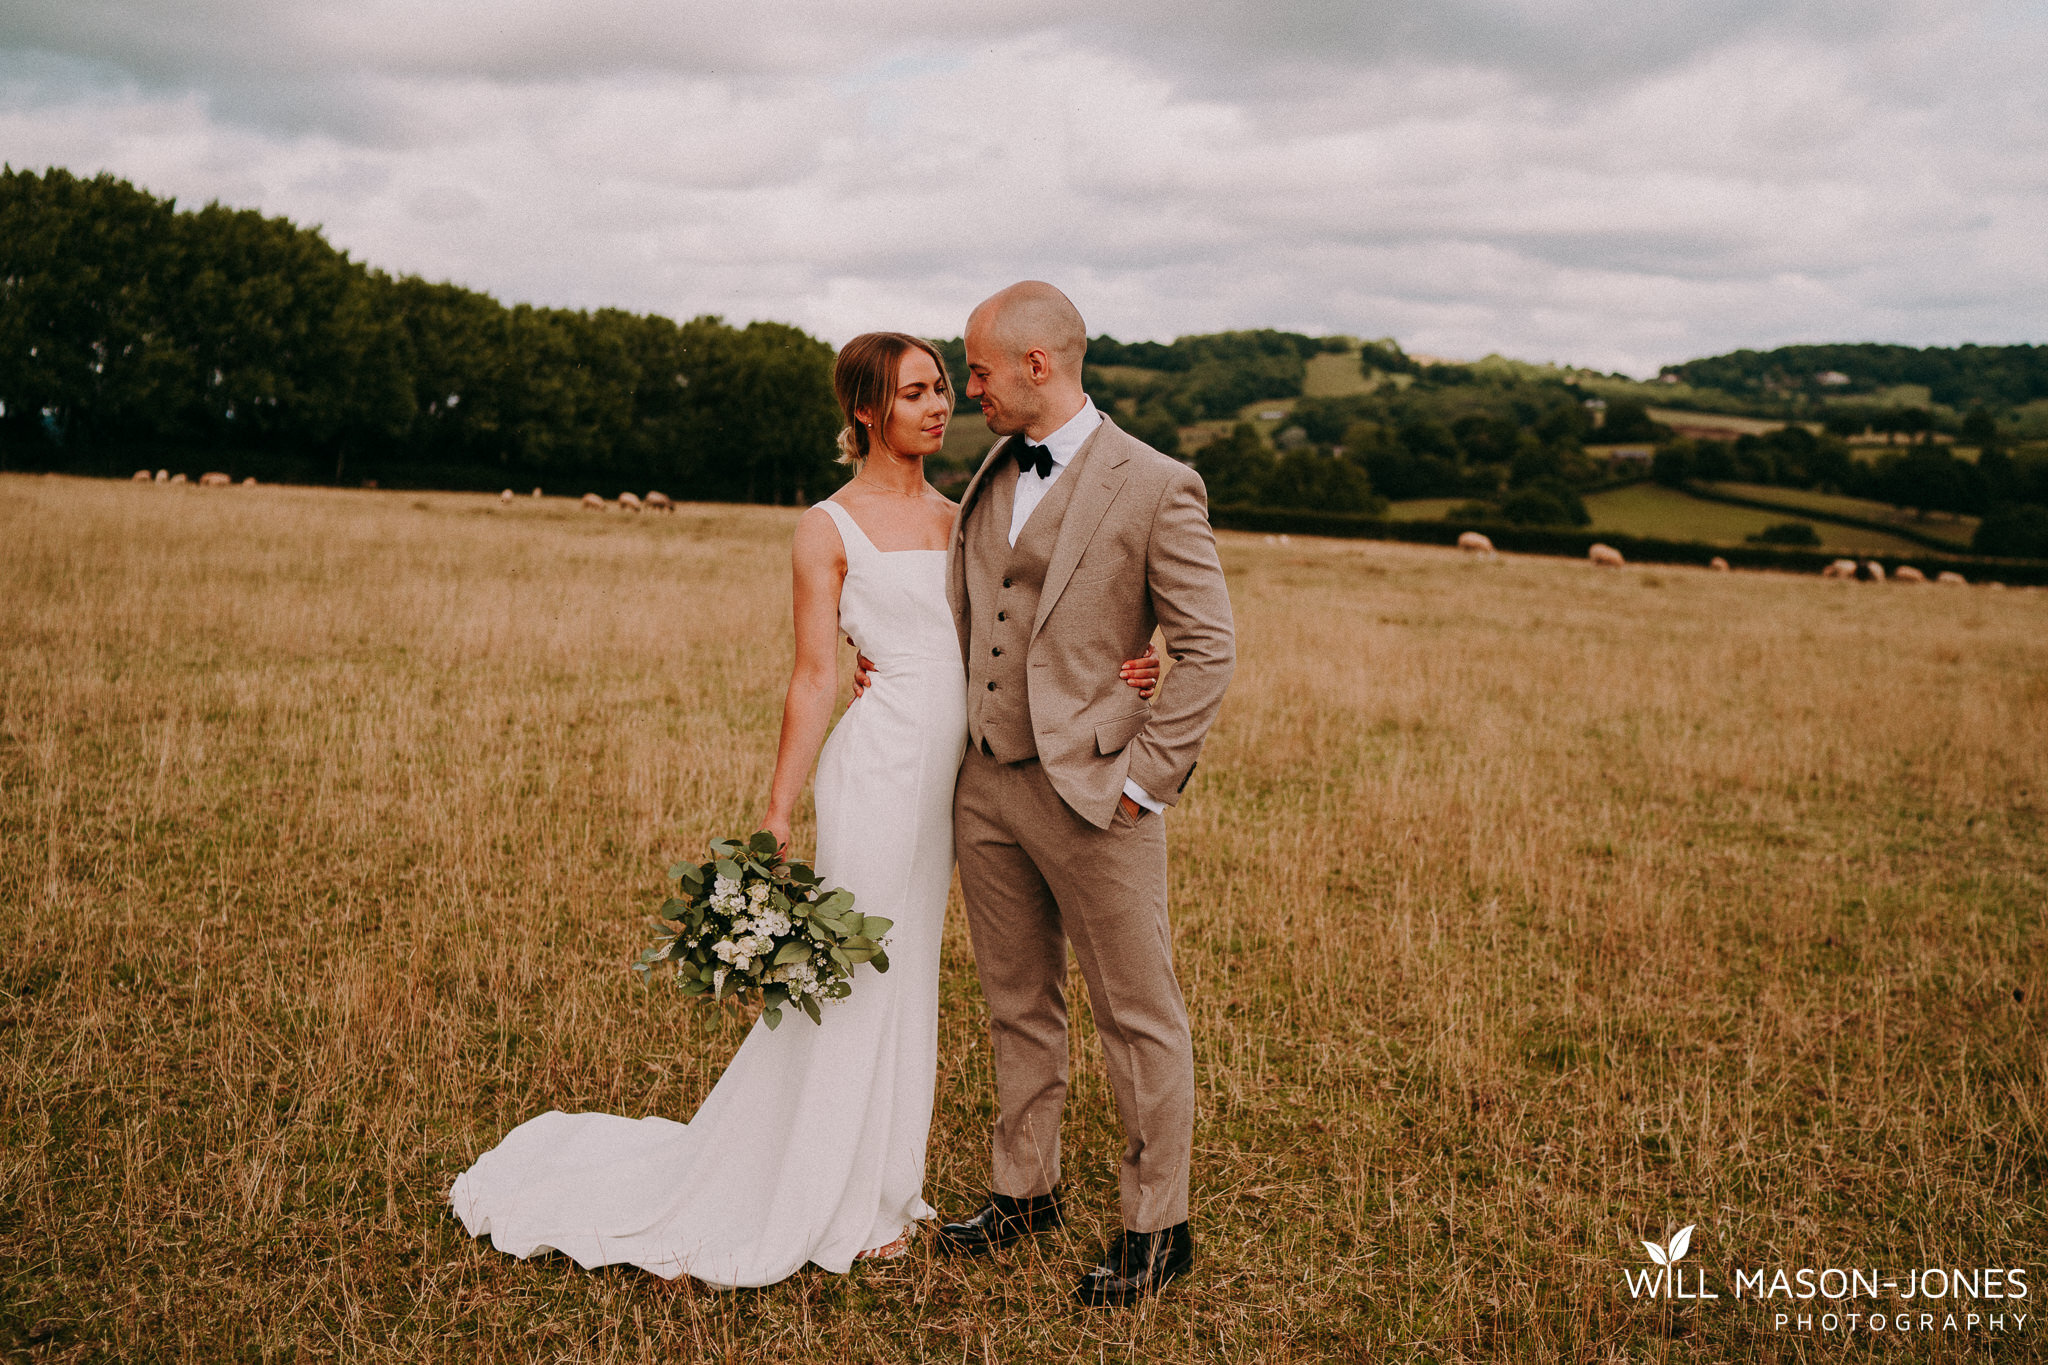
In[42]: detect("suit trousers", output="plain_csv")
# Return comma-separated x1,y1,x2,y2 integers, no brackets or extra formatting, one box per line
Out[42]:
953,745,1195,1232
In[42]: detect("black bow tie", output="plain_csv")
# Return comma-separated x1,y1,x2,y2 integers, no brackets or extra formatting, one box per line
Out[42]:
1013,440,1054,479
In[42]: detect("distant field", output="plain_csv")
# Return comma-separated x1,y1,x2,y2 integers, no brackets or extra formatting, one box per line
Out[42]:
1301,350,1378,398
1083,363,1158,387
1584,484,1928,554
1385,498,1468,521
1646,408,1800,438
1393,486,1932,555
938,408,997,474
1705,482,1979,547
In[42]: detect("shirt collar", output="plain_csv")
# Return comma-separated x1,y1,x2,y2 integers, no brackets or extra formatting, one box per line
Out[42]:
1035,396,1102,471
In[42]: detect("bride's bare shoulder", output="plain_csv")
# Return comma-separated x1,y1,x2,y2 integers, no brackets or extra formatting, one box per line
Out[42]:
793,504,847,563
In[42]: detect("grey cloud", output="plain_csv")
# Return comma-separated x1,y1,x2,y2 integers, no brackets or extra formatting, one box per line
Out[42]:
2,0,2043,374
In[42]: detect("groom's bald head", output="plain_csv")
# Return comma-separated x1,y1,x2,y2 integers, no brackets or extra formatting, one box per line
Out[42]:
963,281,1089,440
968,281,1087,372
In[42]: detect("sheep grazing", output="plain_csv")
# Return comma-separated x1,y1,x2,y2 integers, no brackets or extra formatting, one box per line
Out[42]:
1860,560,1886,582
500,489,514,504
1588,543,1624,567
531,487,543,498
199,471,232,487
581,493,606,510
1936,571,1968,585
618,491,644,512
154,469,169,483
1457,530,1495,555
644,490,673,512
131,469,151,482
1822,558,1859,579
1709,556,1730,572
1893,565,1926,582
169,472,188,485
241,477,257,487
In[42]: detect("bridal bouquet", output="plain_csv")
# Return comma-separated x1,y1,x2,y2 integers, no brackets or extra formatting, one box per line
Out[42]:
634,831,891,1029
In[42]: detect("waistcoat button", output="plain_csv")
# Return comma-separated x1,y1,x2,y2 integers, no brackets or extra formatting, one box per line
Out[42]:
1002,577,1012,588
987,681,997,690
997,610,1006,621
991,647,1002,656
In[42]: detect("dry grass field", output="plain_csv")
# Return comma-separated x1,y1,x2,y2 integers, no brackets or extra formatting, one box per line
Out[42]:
3,472,2045,1363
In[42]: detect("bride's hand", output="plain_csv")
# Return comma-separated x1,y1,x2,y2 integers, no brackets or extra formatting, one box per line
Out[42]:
850,641,876,699
1120,643,1161,699
762,815,792,858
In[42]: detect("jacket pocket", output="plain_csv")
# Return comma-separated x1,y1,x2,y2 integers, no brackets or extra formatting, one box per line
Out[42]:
1095,706,1152,756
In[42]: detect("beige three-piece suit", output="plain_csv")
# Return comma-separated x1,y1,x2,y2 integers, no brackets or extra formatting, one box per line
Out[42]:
946,414,1236,1233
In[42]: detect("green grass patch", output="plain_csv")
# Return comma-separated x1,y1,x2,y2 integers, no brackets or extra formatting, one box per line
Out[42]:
1585,484,1929,554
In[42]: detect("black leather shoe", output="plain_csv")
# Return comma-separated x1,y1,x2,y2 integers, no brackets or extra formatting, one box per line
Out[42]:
1075,1223,1195,1307
936,1190,1063,1255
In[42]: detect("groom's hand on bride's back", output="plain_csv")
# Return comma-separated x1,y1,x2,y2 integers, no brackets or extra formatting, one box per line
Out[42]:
848,641,1160,699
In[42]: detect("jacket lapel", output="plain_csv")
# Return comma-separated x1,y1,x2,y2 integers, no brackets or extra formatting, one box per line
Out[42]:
1032,419,1129,640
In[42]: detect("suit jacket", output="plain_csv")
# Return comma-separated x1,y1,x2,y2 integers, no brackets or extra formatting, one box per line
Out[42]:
947,414,1236,829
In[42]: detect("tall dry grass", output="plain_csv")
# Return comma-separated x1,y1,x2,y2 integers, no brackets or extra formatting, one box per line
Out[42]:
2,472,2043,1363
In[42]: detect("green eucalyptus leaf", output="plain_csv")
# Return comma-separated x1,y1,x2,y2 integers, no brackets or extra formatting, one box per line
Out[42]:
859,916,892,939
660,897,691,920
714,858,743,883
762,1005,782,1030
801,996,822,1024
749,830,779,857
871,949,890,974
773,941,811,966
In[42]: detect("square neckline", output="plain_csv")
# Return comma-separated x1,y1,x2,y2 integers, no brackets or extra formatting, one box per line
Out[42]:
818,497,948,555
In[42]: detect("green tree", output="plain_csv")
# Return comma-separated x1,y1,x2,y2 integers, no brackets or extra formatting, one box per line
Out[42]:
1263,448,1381,513
1972,504,2048,558
1192,423,1274,506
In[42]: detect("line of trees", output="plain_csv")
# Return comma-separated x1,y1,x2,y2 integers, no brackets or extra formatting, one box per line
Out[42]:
1178,356,1614,526
0,167,841,501
1666,342,2048,410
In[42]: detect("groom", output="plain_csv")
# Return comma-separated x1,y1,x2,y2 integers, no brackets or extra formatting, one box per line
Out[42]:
936,281,1236,1305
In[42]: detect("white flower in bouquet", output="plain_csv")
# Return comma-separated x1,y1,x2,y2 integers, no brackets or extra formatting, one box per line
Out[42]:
635,831,894,1029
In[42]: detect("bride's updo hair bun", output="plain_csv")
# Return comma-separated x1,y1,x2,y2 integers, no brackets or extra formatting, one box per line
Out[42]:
832,332,952,467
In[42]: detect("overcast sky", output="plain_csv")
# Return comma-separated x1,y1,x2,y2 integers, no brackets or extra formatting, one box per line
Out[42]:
3,1,2043,374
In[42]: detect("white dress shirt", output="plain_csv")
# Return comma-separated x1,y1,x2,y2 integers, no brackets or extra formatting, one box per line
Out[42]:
1007,395,1102,545
1004,397,1163,816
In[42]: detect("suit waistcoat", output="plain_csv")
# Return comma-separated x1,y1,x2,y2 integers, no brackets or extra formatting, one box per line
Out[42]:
964,451,1084,761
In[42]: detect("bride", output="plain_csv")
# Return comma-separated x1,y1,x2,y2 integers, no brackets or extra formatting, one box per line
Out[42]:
448,332,1159,1287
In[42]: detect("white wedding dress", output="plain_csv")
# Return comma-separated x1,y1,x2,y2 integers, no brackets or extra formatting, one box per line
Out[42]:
449,499,966,1287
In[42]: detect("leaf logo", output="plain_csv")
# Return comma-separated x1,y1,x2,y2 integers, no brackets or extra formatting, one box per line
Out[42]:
1643,1224,1695,1267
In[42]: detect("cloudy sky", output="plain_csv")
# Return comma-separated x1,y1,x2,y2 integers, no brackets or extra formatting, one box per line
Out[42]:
3,1,2043,374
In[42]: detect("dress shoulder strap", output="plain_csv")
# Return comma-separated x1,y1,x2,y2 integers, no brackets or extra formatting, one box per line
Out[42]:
813,499,873,556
